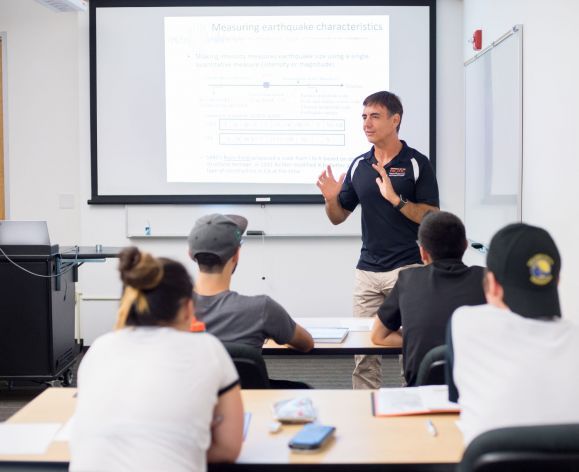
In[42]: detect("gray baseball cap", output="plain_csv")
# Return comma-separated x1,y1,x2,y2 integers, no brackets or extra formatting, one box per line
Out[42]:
188,214,248,263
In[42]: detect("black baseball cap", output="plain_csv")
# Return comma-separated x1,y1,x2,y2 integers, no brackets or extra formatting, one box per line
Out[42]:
188,214,248,263
487,223,561,318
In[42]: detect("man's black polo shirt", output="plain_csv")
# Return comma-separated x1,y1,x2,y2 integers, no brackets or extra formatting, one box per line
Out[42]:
377,260,486,386
338,141,439,272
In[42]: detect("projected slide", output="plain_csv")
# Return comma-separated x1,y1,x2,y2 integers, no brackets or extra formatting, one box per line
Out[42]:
164,15,389,185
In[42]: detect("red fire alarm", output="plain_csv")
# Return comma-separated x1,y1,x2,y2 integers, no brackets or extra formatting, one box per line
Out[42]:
472,29,482,51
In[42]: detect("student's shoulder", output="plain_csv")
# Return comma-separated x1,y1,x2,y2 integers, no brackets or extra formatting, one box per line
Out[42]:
89,329,123,349
82,329,138,361
225,292,289,320
467,265,486,276
225,291,269,307
397,264,429,283
452,304,500,329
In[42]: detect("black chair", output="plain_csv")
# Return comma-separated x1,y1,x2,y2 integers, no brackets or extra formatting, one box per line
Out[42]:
415,344,447,386
223,342,270,389
459,424,579,472
223,342,311,389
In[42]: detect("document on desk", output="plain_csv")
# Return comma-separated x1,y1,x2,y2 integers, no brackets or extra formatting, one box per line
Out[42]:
243,412,251,440
54,417,75,442
0,423,62,454
373,385,460,417
295,318,373,331
308,328,349,343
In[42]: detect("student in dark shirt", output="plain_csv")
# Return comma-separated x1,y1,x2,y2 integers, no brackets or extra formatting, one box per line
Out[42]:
371,211,486,386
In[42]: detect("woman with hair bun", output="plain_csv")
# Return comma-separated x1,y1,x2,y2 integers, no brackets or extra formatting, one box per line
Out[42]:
70,247,243,472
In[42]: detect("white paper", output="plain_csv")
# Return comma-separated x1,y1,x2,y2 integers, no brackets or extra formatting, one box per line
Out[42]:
308,328,349,343
53,417,75,442
0,423,62,455
295,317,373,332
419,385,460,410
243,412,251,441
375,385,459,416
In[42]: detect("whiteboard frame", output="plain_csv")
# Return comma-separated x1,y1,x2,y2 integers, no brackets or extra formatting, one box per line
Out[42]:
464,25,523,252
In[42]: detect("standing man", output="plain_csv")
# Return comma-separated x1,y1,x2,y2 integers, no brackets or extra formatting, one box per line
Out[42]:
317,91,439,389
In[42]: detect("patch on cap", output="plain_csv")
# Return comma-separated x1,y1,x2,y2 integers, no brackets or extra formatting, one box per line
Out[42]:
527,253,554,286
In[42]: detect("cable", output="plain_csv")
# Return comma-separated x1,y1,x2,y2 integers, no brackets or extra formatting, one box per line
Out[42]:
0,245,82,279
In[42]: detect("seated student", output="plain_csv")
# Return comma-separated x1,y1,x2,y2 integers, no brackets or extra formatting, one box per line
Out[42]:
70,248,243,472
188,213,314,352
448,223,579,446
371,211,486,386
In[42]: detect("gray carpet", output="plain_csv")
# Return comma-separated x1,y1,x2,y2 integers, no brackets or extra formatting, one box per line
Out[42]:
265,355,404,389
0,355,403,421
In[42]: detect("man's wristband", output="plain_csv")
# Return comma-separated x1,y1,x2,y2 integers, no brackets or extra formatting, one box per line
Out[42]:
394,195,408,211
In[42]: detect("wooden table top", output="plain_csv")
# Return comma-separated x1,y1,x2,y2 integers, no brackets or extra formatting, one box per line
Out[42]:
0,388,463,469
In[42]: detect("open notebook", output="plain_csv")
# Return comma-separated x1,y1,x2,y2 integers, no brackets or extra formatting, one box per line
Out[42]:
372,385,460,417
308,327,349,344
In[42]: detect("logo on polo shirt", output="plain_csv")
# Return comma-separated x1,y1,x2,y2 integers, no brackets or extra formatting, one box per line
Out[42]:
527,253,554,286
388,167,406,177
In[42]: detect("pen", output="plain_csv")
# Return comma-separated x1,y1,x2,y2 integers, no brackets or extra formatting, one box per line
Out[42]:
426,419,437,437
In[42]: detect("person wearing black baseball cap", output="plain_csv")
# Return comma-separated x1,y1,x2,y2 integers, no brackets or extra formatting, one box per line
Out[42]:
447,223,579,446
188,214,314,361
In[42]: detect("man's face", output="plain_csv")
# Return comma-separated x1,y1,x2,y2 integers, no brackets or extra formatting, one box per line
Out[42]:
362,103,399,145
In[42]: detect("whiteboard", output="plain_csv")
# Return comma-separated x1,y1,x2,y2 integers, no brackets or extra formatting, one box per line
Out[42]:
125,204,361,238
464,26,522,251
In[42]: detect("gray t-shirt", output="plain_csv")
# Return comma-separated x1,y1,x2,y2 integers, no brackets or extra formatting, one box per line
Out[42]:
195,290,297,349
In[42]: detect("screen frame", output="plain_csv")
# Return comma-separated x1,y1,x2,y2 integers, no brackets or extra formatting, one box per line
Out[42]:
88,0,437,205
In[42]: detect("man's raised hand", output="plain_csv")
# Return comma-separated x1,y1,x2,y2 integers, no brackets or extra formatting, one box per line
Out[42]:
372,163,398,205
316,165,345,201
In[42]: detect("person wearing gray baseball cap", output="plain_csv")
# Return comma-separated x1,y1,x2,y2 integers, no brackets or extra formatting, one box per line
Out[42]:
188,214,248,266
188,214,314,372
446,223,579,446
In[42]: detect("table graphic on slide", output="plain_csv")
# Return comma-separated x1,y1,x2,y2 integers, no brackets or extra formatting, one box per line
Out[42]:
164,15,389,184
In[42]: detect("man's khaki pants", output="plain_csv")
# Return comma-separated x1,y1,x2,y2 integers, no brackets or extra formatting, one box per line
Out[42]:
352,265,420,389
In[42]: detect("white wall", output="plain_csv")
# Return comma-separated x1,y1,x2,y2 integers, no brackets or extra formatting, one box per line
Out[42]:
2,0,466,343
0,0,80,243
436,0,464,218
463,0,579,321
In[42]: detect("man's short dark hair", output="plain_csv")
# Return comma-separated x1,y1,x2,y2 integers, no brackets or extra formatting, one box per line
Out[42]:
195,253,225,274
363,91,403,132
418,211,467,261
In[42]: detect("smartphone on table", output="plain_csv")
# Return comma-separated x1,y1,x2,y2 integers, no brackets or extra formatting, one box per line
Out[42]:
288,424,336,451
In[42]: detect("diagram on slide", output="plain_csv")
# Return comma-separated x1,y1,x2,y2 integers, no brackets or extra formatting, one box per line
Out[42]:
164,15,389,184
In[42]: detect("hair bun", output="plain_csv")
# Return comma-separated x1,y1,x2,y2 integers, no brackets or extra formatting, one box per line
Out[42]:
118,247,164,290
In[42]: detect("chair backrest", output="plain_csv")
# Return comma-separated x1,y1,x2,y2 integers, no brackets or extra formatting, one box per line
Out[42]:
222,342,270,389
459,424,579,472
415,344,447,386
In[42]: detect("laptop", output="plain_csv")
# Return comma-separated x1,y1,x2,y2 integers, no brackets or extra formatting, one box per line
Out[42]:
0,220,58,256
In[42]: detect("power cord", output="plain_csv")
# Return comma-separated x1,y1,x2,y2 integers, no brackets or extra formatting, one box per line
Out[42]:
0,245,82,278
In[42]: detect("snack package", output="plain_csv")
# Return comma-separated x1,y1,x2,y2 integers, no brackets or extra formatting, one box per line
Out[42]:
272,397,317,424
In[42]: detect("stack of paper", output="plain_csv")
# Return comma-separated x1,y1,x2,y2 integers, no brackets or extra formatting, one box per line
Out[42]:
308,327,349,343
296,317,373,332
373,385,460,417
